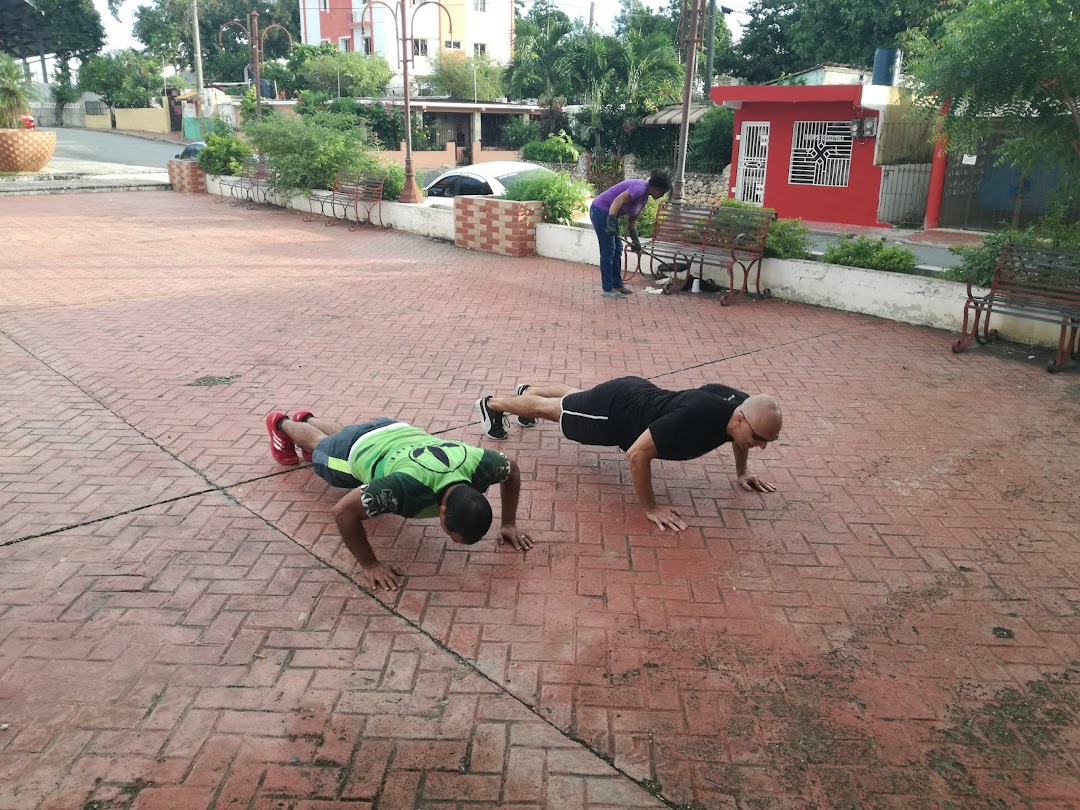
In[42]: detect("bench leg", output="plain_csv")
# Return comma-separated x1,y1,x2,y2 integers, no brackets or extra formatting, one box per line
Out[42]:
1070,326,1080,360
1048,324,1074,373
720,260,741,306
975,304,998,345
952,301,983,353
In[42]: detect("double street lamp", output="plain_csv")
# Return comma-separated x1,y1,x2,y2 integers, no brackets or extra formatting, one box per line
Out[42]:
219,11,294,120
361,0,453,203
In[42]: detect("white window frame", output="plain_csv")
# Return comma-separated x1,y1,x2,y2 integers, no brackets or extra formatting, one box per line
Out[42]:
444,39,462,50
339,36,352,52
474,0,486,10
788,121,854,187
474,43,487,55
413,38,429,56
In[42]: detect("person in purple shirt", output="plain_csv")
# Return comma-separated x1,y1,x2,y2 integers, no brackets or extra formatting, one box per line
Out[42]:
589,170,671,298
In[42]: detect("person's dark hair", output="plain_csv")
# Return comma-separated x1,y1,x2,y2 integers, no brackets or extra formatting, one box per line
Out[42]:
648,169,671,193
443,485,492,544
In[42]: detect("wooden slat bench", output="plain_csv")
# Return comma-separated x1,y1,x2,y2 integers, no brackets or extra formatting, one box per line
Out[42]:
216,156,275,208
305,171,385,229
952,243,1080,373
623,202,776,303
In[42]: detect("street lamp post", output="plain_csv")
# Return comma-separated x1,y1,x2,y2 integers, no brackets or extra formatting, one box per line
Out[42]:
672,0,705,202
365,0,452,203
220,11,293,120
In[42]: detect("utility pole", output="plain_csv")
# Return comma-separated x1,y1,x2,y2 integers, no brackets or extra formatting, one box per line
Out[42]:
219,13,292,121
704,4,732,102
588,1,594,33
672,0,704,201
192,0,204,93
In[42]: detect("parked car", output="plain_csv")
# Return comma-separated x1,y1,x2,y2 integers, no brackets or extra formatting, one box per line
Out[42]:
424,161,554,198
175,141,206,160
19,113,35,129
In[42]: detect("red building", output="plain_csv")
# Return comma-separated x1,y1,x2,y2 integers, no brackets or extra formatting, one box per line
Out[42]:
711,84,903,228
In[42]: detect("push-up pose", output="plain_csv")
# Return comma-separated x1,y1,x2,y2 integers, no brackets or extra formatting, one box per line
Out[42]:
476,377,781,531
266,411,533,591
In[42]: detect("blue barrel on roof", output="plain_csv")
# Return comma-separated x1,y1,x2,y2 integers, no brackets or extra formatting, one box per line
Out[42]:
873,48,899,86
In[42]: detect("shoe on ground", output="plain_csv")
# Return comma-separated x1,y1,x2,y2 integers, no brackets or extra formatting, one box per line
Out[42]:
476,396,508,440
514,384,537,427
615,286,634,294
601,291,625,299
292,410,315,462
266,411,299,466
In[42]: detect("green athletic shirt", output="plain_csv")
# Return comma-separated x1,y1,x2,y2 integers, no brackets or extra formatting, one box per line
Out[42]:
349,423,511,519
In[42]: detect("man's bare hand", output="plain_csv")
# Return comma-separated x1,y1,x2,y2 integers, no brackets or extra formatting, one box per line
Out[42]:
646,506,687,532
738,473,777,493
360,561,402,592
498,524,534,551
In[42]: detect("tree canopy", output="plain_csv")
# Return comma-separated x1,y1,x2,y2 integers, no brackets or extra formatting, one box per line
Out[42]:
421,51,504,102
79,49,163,109
300,51,393,98
906,0,1080,172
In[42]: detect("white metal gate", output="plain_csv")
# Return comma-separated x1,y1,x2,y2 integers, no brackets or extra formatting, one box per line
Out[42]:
735,121,769,205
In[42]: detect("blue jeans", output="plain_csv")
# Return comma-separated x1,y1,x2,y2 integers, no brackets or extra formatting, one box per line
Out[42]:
590,204,623,292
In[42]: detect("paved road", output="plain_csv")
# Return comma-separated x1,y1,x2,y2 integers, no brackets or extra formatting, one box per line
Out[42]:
46,127,183,169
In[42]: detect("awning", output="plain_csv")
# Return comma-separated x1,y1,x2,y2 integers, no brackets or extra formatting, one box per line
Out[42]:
640,104,711,126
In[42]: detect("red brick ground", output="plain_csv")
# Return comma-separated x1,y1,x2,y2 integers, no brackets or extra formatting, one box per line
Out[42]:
1,193,1077,809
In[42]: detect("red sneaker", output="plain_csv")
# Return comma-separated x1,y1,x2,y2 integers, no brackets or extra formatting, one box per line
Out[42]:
265,411,299,465
292,410,315,462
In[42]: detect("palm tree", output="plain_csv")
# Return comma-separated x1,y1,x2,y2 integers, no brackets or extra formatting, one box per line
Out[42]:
505,15,573,99
0,54,35,129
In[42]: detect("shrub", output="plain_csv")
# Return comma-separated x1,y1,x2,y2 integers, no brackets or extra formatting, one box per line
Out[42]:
822,236,920,274
503,171,591,226
522,131,579,164
244,113,367,196
378,162,405,201
503,117,540,148
765,218,813,259
943,228,1022,287
197,132,253,176
688,106,734,173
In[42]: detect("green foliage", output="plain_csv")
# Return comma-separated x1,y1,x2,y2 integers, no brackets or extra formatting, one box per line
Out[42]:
822,236,920,274
197,133,253,176
944,214,1080,287
537,99,570,139
503,117,540,148
378,162,405,201
790,0,939,68
905,0,1080,176
260,61,298,96
522,131,579,164
688,106,734,172
635,195,660,239
502,171,591,226
0,54,36,129
35,0,105,66
421,51,503,102
727,0,805,84
239,86,271,123
764,218,812,259
79,50,163,109
243,112,367,196
301,51,393,98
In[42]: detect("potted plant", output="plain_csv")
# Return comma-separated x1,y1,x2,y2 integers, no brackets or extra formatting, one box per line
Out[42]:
0,54,55,173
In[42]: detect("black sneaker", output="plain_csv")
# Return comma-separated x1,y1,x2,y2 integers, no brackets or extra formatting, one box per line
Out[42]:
476,396,508,440
514,384,537,427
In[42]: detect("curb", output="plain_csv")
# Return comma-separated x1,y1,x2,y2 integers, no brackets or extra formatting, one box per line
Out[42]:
68,126,194,146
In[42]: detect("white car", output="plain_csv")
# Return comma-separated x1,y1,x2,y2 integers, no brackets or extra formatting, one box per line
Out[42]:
424,161,554,198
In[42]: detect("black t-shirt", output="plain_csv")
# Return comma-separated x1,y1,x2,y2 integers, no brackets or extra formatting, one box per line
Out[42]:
608,377,747,460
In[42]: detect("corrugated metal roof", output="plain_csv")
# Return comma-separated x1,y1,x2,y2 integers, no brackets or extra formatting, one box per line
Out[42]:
640,104,711,126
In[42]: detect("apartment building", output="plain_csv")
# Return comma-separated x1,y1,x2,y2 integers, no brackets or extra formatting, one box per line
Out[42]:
299,0,514,93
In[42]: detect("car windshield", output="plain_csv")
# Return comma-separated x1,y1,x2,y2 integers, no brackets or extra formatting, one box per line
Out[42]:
495,168,550,185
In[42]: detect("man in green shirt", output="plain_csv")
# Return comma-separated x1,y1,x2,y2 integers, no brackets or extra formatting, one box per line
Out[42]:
266,410,533,592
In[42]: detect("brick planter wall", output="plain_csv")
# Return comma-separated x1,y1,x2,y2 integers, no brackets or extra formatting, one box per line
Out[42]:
454,196,544,257
168,160,206,193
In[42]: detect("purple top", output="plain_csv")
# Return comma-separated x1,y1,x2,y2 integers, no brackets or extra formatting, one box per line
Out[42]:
591,179,650,217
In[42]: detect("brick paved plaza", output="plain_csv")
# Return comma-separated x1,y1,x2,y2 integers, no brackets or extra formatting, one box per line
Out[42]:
1,192,1078,809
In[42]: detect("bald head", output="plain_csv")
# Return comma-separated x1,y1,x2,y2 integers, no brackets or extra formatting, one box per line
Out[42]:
737,395,782,442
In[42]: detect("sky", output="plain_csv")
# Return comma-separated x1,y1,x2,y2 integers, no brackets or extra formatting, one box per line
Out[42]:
93,0,748,51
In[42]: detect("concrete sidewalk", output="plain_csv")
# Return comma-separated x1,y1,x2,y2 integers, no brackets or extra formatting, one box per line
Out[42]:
0,192,1076,810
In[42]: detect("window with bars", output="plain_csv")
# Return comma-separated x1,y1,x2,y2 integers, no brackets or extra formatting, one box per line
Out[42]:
474,0,486,10
413,38,428,56
788,121,853,187
444,39,461,49
474,43,486,54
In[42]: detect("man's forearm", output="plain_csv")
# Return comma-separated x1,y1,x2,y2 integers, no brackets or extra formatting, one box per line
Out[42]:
500,463,522,525
334,511,379,568
733,444,749,477
627,451,658,512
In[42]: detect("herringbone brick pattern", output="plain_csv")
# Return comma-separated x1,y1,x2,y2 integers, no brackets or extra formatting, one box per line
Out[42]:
1,193,1077,809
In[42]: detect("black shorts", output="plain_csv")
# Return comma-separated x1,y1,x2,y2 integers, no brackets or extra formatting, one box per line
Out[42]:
559,383,621,447
312,418,398,489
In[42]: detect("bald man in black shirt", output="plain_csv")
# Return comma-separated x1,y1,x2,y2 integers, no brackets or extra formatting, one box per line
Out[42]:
476,376,782,531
